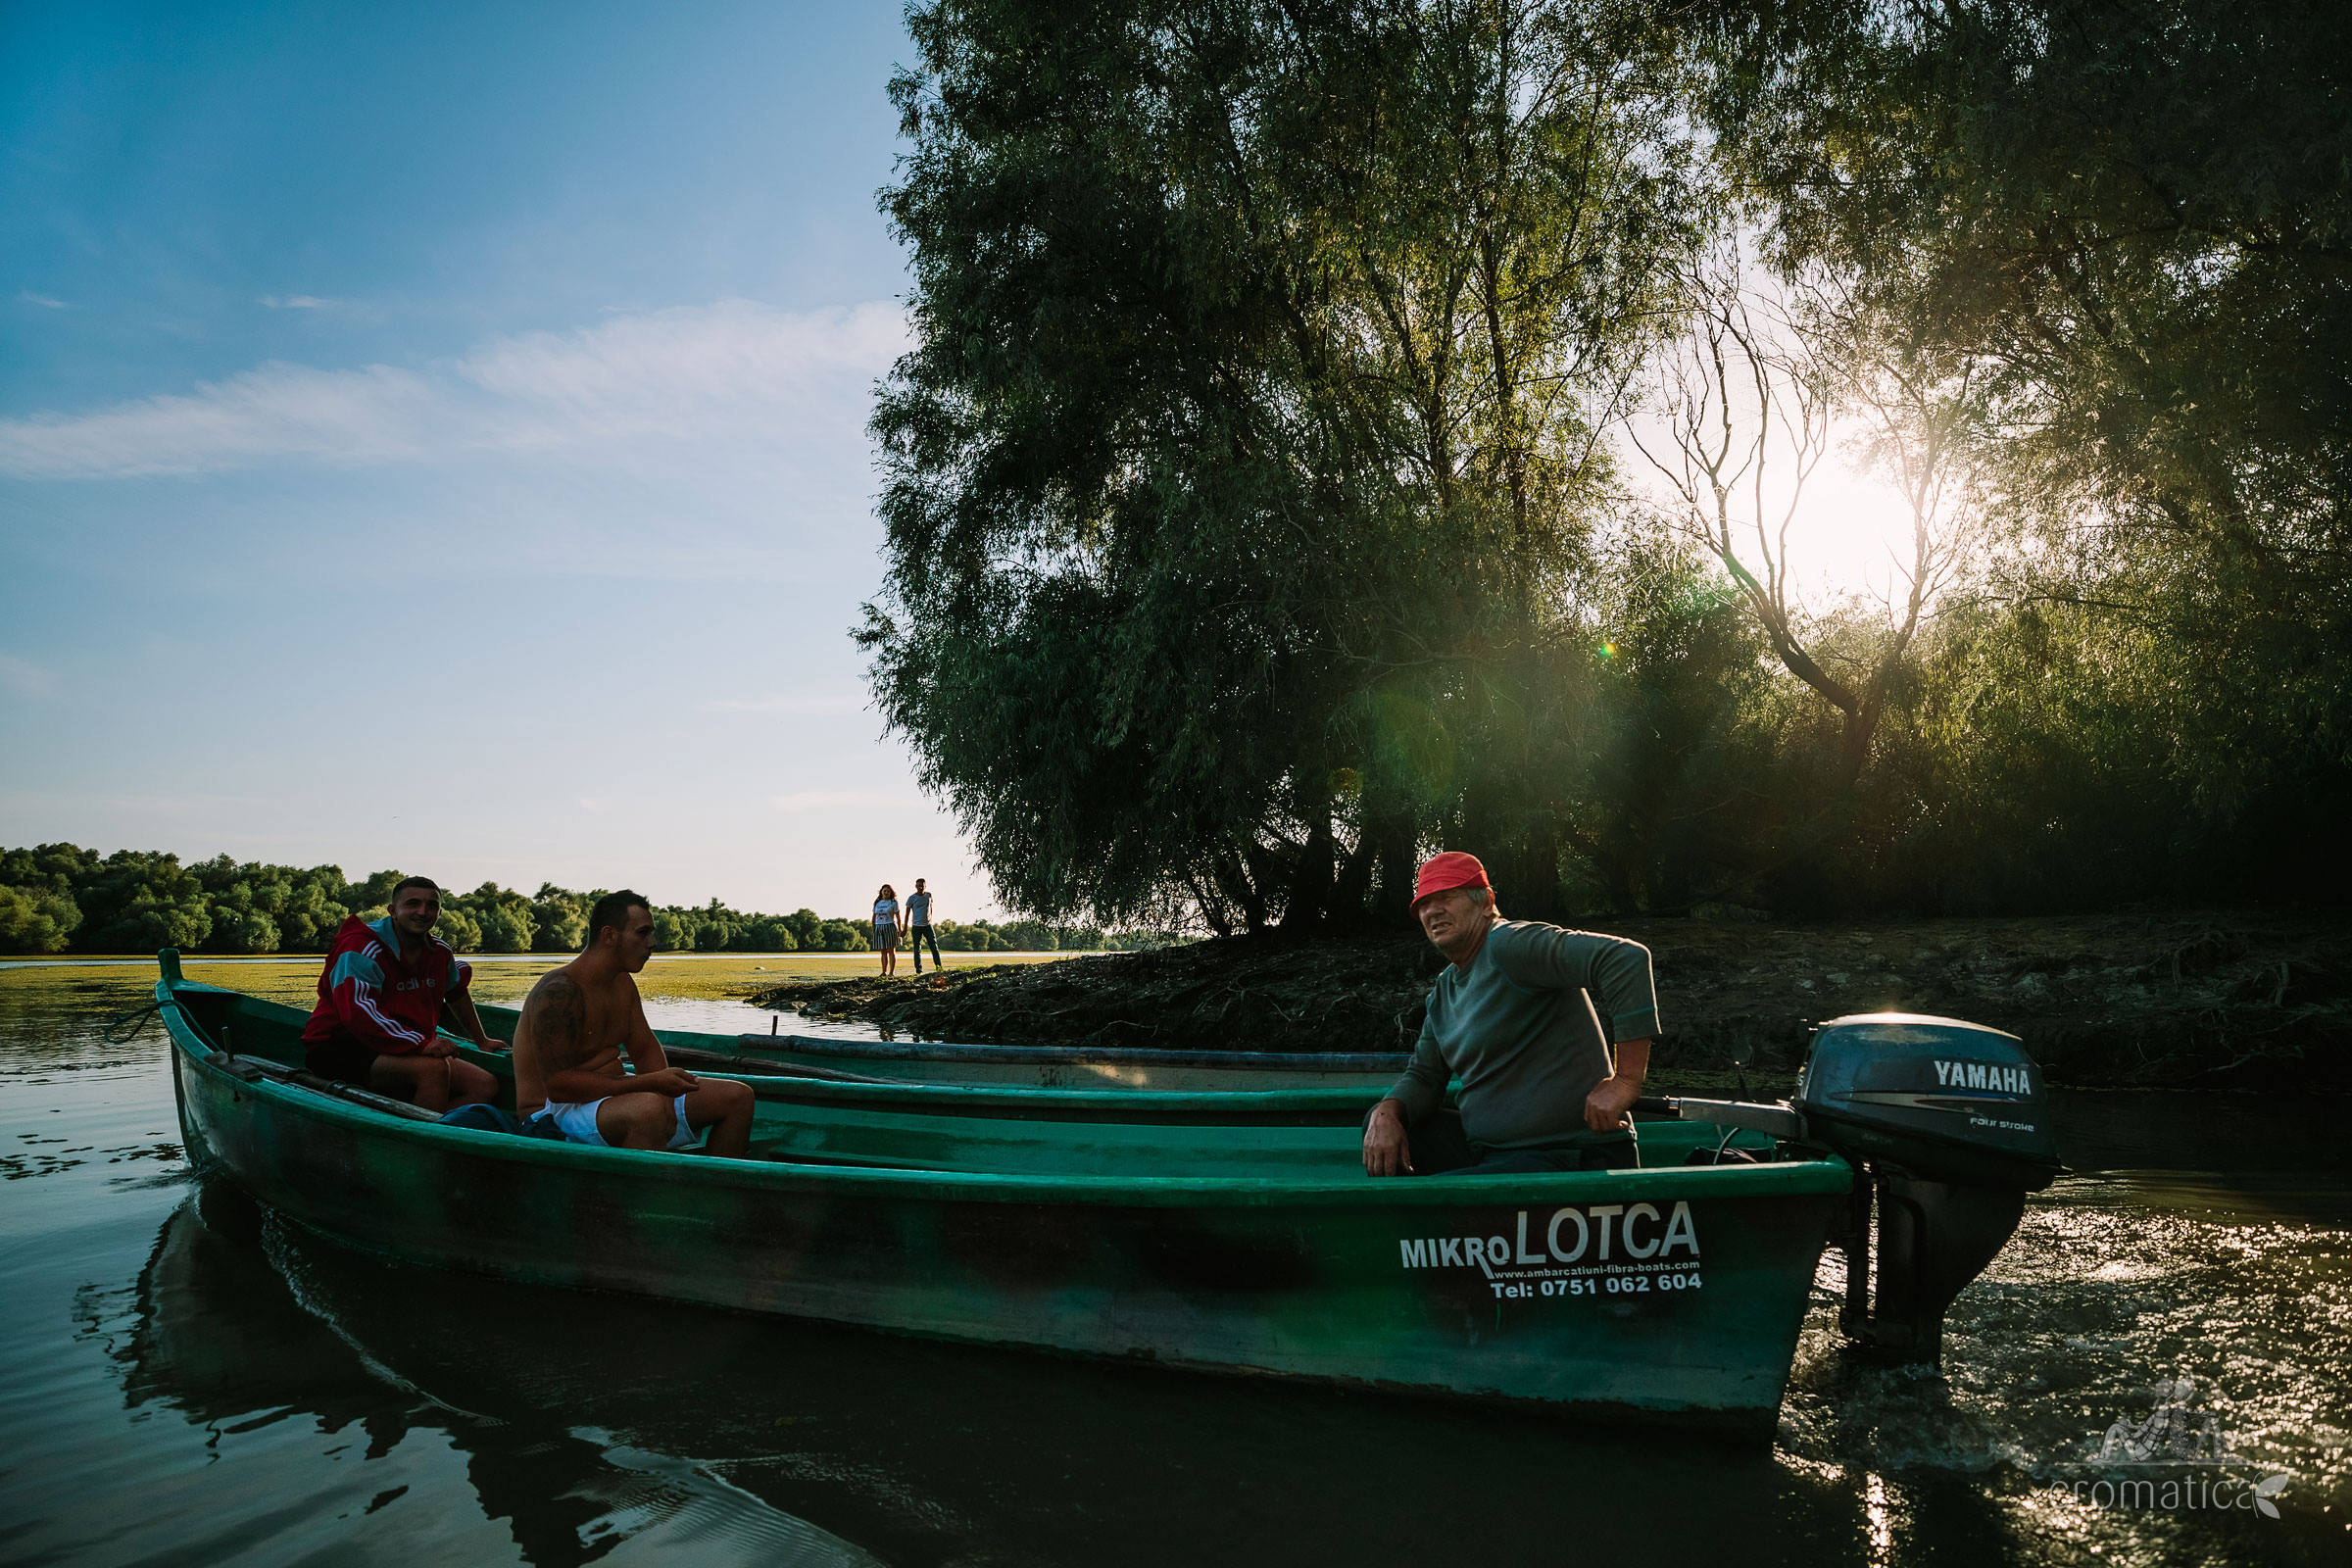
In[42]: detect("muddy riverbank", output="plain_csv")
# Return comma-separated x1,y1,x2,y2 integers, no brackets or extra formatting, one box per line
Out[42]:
750,911,2352,1092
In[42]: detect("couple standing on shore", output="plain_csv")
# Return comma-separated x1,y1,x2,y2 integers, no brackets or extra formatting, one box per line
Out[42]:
871,879,942,975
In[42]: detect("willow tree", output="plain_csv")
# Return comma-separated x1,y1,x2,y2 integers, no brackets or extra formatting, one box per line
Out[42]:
865,0,1697,931
1702,0,2352,552
1633,261,1984,792
1693,0,2352,902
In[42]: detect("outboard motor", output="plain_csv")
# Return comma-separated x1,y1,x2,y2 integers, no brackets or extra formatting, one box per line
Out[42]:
1647,1011,2061,1367
1796,1013,2061,1364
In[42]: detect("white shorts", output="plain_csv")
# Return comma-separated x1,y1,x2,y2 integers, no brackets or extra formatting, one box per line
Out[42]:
527,1094,696,1151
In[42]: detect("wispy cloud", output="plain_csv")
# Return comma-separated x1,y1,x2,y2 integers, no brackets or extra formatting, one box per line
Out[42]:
773,790,913,811
0,653,57,698
258,293,333,310
701,692,869,715
18,291,69,310
0,299,908,480
0,788,270,815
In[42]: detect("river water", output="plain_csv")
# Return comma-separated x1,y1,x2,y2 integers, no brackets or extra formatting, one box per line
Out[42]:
1,969,2345,1566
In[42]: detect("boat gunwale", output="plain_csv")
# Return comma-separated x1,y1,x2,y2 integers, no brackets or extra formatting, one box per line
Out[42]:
163,978,1856,1207
757,1034,1412,1071
470,1000,1413,1073
213,985,1402,1114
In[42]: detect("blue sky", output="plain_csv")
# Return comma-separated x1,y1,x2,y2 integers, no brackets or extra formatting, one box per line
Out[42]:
0,2,993,920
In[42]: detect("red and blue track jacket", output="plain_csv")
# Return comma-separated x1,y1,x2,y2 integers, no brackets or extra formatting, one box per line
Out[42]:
300,914,472,1055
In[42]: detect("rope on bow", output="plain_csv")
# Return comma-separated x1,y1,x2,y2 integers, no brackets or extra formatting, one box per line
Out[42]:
101,1003,161,1045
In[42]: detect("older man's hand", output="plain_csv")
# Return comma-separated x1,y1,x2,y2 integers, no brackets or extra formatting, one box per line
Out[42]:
1362,1100,1415,1177
1584,1074,1640,1133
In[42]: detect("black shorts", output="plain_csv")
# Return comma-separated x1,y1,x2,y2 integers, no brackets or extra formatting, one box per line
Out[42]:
304,1034,379,1086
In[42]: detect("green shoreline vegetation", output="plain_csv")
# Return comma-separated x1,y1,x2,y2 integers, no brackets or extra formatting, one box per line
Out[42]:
0,843,1173,959
0,952,1066,1021
864,3,2352,937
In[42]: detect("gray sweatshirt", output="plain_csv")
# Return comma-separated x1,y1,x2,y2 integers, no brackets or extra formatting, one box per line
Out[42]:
1386,920,1660,1151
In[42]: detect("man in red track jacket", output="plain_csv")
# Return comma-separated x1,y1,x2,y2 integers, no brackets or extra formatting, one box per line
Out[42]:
301,876,501,1112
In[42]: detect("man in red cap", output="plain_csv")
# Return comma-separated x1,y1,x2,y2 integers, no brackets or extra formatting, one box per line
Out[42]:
1362,851,1656,1176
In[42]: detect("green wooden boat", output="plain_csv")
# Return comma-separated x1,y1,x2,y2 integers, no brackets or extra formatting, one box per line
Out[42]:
468,1000,1414,1092
156,952,2022,1438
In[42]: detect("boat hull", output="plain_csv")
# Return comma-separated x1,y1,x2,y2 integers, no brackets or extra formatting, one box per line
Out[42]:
168,979,1847,1437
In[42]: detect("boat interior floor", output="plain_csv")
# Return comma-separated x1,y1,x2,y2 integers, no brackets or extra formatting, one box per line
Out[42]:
173,985,1788,1181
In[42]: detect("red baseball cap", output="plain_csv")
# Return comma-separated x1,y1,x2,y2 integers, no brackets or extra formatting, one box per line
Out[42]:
1412,852,1491,907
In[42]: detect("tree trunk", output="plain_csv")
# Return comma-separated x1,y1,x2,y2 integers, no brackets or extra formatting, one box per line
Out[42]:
1213,848,1267,932
1375,816,1419,927
1281,808,1337,931
1494,825,1566,924
1839,698,1880,787
1330,819,1381,927
1188,870,1237,938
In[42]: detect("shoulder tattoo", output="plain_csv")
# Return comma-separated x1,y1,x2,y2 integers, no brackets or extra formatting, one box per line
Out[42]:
528,973,586,1046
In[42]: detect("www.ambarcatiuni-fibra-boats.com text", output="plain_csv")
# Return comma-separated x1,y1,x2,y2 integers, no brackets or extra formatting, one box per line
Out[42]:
1396,1202,1704,1299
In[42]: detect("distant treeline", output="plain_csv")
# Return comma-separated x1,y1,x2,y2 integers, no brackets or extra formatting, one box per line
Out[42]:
0,844,1171,956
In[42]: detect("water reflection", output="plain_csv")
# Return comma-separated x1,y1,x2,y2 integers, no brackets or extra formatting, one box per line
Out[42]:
26,964,2348,1568
123,1187,880,1566
108,1151,2352,1566
123,1183,1913,1566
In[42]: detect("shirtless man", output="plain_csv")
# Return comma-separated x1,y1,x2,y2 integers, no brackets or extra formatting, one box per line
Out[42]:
512,890,755,1156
